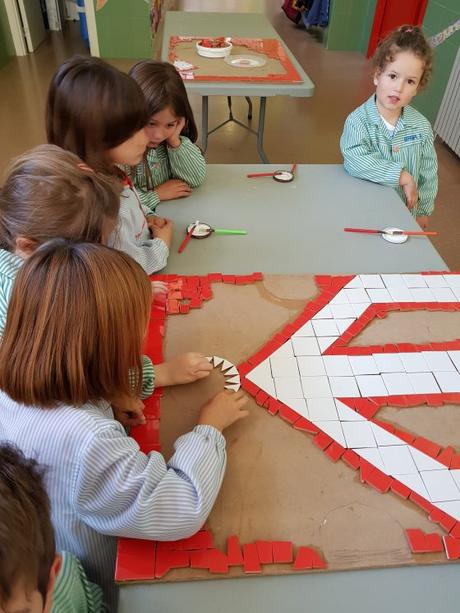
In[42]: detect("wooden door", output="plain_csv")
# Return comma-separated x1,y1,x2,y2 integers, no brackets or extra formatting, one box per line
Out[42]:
16,0,47,52
367,0,428,58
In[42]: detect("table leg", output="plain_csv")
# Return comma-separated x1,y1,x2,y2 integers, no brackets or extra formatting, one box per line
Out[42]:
201,96,209,152
245,96,253,120
257,97,269,164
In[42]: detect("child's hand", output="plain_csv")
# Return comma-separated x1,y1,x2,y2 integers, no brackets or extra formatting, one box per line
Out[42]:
151,217,173,248
111,395,146,428
399,170,418,210
147,215,167,230
198,389,249,432
167,117,186,149
417,215,429,230
155,179,192,202
155,353,213,387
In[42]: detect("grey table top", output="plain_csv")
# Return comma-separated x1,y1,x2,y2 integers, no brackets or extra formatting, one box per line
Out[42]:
161,12,315,98
119,164,450,612
157,164,446,274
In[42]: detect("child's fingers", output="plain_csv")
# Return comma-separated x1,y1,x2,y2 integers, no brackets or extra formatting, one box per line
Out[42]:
234,409,250,421
193,370,212,380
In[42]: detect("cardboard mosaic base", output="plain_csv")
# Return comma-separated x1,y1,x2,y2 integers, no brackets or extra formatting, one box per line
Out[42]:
168,37,302,82
117,273,460,583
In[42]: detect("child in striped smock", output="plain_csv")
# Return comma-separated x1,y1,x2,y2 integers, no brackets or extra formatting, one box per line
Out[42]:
340,26,437,229
128,60,206,212
0,241,249,610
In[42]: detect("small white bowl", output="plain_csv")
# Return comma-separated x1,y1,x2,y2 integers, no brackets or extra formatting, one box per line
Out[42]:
196,40,232,59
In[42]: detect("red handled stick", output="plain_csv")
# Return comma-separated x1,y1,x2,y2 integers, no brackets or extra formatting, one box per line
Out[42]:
344,227,437,237
247,172,275,178
178,224,196,254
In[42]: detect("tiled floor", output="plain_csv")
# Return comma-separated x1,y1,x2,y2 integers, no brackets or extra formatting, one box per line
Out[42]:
0,1,458,267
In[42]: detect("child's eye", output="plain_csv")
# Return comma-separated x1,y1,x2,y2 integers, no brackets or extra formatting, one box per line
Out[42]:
408,79,416,85
388,73,397,80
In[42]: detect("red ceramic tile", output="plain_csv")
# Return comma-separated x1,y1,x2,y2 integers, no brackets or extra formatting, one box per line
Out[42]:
312,432,333,451
255,540,273,564
310,550,327,569
342,449,361,471
443,536,460,560
412,437,441,459
272,541,293,564
390,479,411,499
278,404,301,425
365,468,393,493
292,546,314,570
227,535,244,566
243,543,262,573
293,417,319,434
115,538,156,581
154,550,189,579
324,441,345,462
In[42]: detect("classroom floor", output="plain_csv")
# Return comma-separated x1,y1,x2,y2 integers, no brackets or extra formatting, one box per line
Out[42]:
0,0,458,268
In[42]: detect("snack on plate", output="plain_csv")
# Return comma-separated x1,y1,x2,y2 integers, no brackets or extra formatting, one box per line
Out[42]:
198,37,230,48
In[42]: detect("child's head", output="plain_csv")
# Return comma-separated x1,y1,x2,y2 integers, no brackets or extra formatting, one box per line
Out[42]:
0,444,60,613
46,56,149,171
129,60,198,146
0,144,121,256
0,241,152,407
372,26,433,113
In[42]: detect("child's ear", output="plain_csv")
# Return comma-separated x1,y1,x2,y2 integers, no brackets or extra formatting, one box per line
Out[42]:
43,554,62,613
14,236,37,257
373,71,380,86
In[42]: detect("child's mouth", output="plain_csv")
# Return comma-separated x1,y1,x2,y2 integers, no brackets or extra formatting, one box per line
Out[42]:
388,96,400,104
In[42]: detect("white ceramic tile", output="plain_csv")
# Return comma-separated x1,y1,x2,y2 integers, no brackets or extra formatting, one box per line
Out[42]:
388,287,414,302
220,359,234,371
330,303,356,319
312,319,340,337
402,274,427,288
437,501,460,522
297,356,326,377
314,420,346,446
307,397,338,420
359,274,384,288
246,360,273,392
424,275,449,288
322,356,352,376
379,445,418,475
408,447,445,472
345,288,371,304
335,400,365,421
336,319,356,334
301,376,332,398
352,303,371,318
420,470,460,502
451,287,460,301
410,288,436,302
329,289,350,304
293,321,315,337
373,353,405,373
274,377,303,399
205,356,213,363
313,305,333,319
286,398,309,419
444,274,460,287
397,473,430,499
328,376,361,397
367,288,393,303
212,356,224,367
370,423,405,446
399,352,430,373
382,373,414,395
270,355,299,378
225,383,241,392
407,372,440,394
355,375,388,397
225,375,241,385
292,337,321,356
225,366,239,376
342,421,376,448
344,276,363,289
434,371,460,393
381,274,405,288
349,355,379,375
431,287,457,302
448,351,460,371
422,351,456,372
450,470,460,491
318,337,339,353
358,447,385,472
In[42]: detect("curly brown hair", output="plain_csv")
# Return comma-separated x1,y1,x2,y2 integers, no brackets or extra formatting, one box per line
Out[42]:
372,25,433,90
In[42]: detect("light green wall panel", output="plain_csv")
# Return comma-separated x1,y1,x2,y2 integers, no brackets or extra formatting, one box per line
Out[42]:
95,0,152,59
325,0,377,53
0,0,14,69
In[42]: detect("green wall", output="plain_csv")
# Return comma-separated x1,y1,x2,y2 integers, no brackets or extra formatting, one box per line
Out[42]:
95,0,152,59
324,0,377,53
0,1,14,69
413,0,460,124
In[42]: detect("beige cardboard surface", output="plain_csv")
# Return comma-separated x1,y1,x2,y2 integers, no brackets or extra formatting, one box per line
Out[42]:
156,276,457,583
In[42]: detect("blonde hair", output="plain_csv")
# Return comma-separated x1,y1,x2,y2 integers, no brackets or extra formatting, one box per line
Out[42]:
0,241,152,407
372,25,433,89
0,144,121,251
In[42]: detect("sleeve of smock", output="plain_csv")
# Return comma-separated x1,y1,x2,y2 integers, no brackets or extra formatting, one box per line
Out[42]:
167,136,206,188
416,127,438,216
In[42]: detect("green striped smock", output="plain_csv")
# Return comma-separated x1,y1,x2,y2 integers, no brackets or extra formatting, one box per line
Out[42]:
340,94,438,216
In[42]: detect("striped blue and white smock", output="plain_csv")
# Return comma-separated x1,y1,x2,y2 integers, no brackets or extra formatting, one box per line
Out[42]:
0,393,226,610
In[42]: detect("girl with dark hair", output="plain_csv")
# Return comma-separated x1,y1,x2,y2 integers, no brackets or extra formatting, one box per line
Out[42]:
46,55,173,274
128,60,206,213
340,26,437,229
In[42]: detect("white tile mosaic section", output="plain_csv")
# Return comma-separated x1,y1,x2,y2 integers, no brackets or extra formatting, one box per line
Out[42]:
245,274,460,520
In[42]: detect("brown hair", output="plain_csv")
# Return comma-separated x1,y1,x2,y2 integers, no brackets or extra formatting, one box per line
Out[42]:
372,25,433,89
0,241,152,407
0,144,121,251
46,55,149,173
0,444,55,605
